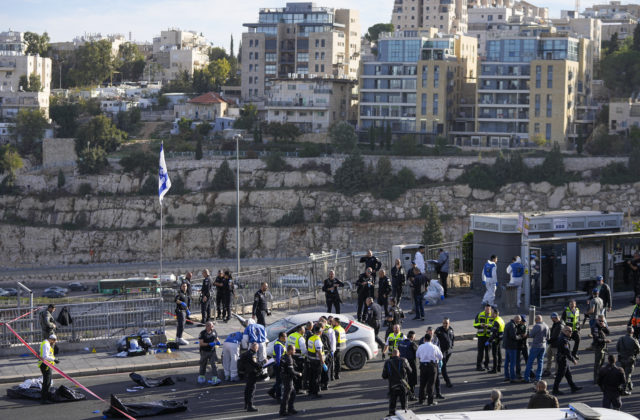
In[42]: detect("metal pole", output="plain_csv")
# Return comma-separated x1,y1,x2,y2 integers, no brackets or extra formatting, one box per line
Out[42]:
160,203,163,277
236,135,241,276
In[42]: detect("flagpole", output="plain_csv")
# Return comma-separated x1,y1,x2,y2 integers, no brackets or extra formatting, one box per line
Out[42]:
160,203,163,277
158,141,171,279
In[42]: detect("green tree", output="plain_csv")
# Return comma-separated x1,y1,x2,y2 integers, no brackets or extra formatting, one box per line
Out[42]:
333,153,367,194
329,121,357,153
68,40,114,86
233,104,258,130
0,145,23,178
14,109,48,159
117,42,146,81
422,203,443,247
209,58,231,90
24,74,42,92
119,149,156,177
195,137,203,160
192,68,216,93
230,35,234,57
599,49,640,96
365,23,395,42
116,108,142,134
211,159,235,190
208,47,229,61
274,199,305,226
391,134,419,155
462,231,474,272
77,146,109,174
24,31,50,56
75,115,126,154
634,24,640,52
57,169,66,188
50,101,79,138
161,70,193,93
384,124,392,150
537,143,567,185
177,117,192,135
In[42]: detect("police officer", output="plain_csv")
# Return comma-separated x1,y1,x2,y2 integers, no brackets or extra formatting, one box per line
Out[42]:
332,317,346,380
200,269,213,323
552,326,583,395
543,312,565,377
377,269,392,316
474,304,494,371
364,296,385,358
181,272,193,316
38,334,58,404
307,324,325,398
280,344,302,416
616,325,640,395
319,317,335,390
516,314,529,380
322,270,344,314
356,268,375,322
597,354,626,411
629,295,640,339
561,299,581,359
398,330,418,400
385,298,404,338
220,270,234,322
175,282,190,345
488,307,505,374
384,324,405,357
269,331,287,401
39,304,56,340
391,258,406,304
252,282,269,327
286,325,307,392
241,342,264,412
382,348,412,417
591,314,611,384
213,270,224,320
361,250,382,277
435,318,454,388
416,332,443,406
197,321,221,385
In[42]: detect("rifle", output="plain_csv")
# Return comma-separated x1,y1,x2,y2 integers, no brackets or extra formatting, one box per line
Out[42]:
581,313,590,329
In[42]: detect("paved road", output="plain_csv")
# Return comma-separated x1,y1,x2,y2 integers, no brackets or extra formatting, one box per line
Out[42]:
3,329,639,420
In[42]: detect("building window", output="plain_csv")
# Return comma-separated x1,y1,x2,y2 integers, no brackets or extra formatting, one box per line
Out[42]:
535,94,540,117
321,52,325,59
250,40,253,47
265,65,276,74
535,65,541,89
249,52,253,59
433,65,439,88
249,76,253,84
546,94,552,117
255,40,259,47
255,52,259,60
321,39,325,47
433,93,438,115
315,64,319,72
321,64,325,72
315,39,319,47
422,65,428,88
547,65,553,89
421,93,427,115
249,64,253,71
266,53,276,62
545,123,551,140
534,122,540,134
297,53,309,62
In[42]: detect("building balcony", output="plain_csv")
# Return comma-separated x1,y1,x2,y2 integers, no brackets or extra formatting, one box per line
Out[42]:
265,100,328,109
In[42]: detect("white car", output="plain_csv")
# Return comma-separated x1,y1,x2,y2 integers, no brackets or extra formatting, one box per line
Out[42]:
262,312,378,370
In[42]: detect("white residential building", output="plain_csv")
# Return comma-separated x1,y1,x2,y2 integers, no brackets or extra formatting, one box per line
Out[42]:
151,29,210,82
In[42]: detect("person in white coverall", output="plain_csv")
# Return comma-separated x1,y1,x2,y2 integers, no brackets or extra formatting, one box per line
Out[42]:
242,318,268,363
482,255,498,306
223,331,242,381
506,256,525,307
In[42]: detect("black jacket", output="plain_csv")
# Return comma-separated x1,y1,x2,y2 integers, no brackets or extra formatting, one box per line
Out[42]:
322,277,344,300
361,255,382,273
557,334,577,363
240,349,263,378
386,305,404,327
516,323,528,349
56,307,73,326
365,302,383,329
381,356,412,389
503,320,520,350
356,273,375,297
213,275,224,292
378,276,392,300
435,326,455,354
280,353,301,379
410,273,426,294
599,283,612,310
252,290,268,315
591,324,610,349
597,363,626,395
391,266,406,290
549,320,565,348
174,291,189,312
201,276,213,298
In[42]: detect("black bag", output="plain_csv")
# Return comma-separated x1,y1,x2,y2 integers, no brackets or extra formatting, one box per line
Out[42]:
56,307,72,326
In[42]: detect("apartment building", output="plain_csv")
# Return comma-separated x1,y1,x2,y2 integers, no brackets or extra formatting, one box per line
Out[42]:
265,76,355,132
358,29,436,137
0,31,52,119
450,31,593,148
551,17,602,63
151,29,209,82
174,92,232,121
609,94,640,133
50,33,126,57
416,33,478,140
392,0,468,34
584,1,640,18
241,2,360,102
583,2,639,41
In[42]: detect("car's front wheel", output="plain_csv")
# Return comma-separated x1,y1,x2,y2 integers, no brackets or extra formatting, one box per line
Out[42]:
344,346,367,370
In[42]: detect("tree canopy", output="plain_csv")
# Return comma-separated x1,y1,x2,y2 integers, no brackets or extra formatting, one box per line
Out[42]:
117,42,146,81
24,31,50,56
14,109,48,160
67,40,114,86
365,23,395,43
75,115,126,154
329,121,358,153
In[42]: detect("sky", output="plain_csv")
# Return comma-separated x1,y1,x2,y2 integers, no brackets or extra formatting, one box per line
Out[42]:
2,0,598,50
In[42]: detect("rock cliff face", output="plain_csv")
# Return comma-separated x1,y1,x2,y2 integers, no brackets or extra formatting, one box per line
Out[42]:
1,179,638,267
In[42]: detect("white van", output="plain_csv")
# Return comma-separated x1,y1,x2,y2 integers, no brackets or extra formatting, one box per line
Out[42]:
388,403,638,420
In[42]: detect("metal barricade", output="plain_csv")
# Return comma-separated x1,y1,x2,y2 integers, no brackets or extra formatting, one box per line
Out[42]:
288,288,301,311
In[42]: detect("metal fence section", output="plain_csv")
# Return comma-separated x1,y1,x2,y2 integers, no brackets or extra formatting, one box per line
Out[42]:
0,298,165,348
427,241,464,273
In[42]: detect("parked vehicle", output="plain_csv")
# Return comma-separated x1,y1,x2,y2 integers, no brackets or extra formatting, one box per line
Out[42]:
3,287,18,296
0,288,10,297
44,286,69,295
68,282,88,291
43,289,66,298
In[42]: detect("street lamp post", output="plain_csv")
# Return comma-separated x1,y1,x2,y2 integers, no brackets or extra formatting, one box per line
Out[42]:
235,135,241,276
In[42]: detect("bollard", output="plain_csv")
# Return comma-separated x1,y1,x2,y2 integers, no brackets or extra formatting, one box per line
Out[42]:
528,305,536,326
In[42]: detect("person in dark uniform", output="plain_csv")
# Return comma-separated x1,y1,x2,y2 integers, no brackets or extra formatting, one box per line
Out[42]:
361,250,382,277
356,268,375,322
616,325,640,395
322,270,344,314
561,300,581,359
175,282,190,345
552,326,583,395
391,258,406,305
181,272,193,316
515,314,529,379
382,348,412,417
591,314,611,384
221,270,234,322
241,342,264,412
596,275,612,317
252,282,269,327
377,269,392,316
410,267,426,321
597,354,626,410
385,298,404,339
200,269,213,324
364,297,385,357
280,344,302,416
213,270,224,320
435,318,454,388
627,253,640,303
398,330,418,400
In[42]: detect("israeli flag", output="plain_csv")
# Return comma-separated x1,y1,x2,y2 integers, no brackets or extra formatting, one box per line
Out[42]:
158,143,171,203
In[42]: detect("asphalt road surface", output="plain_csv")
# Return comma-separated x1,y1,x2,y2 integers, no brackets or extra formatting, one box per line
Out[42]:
2,329,639,420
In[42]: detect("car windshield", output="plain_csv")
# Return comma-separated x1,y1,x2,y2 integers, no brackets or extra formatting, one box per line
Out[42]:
266,319,296,342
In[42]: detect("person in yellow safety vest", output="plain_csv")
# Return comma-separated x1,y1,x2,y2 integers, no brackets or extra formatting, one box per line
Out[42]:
319,317,336,391
268,332,287,401
488,307,505,374
628,295,640,339
332,317,346,380
561,300,581,359
474,303,495,371
286,325,307,392
38,334,58,404
384,324,405,356
307,325,326,398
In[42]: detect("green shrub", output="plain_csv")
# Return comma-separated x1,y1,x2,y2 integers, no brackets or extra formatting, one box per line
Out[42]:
263,153,292,171
324,208,340,227
333,153,367,195
78,183,93,195
211,160,235,191
359,209,372,222
299,142,322,157
274,199,305,226
600,162,634,184
77,147,109,174
139,176,156,195
422,203,443,246
119,150,156,176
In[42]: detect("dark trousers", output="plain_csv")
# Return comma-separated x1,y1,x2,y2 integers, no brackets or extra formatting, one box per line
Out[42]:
221,294,231,320
594,347,606,383
553,358,577,391
256,310,267,327
440,353,452,385
392,287,403,304
270,366,282,398
602,391,622,410
201,299,211,323
389,386,407,414
40,364,51,402
419,362,437,404
492,339,502,371
199,350,217,376
407,360,417,394
176,309,186,339
378,295,389,316
244,375,257,407
439,272,448,297
357,295,367,321
333,349,342,379
321,353,333,387
413,292,424,318
570,330,580,358
293,356,305,391
326,298,340,314
280,377,296,413
216,292,223,318
619,357,635,391
516,345,528,375
477,336,490,369
308,359,321,395
374,326,385,351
